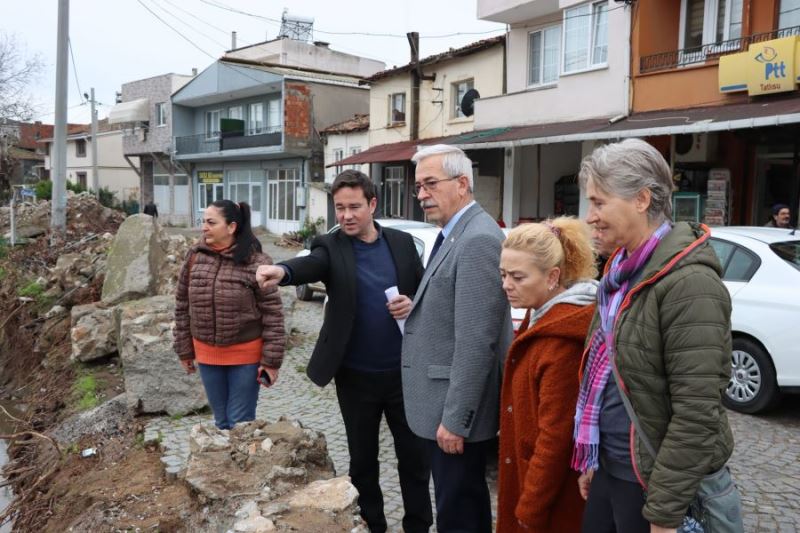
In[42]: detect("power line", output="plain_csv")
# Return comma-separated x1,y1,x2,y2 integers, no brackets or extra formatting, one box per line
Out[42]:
67,38,84,102
150,0,230,50
163,0,252,45
136,0,217,59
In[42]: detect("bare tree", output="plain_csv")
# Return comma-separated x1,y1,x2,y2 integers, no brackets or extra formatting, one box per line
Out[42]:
0,33,43,121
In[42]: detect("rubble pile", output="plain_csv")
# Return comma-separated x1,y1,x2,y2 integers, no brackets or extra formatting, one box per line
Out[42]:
0,192,126,240
182,418,365,532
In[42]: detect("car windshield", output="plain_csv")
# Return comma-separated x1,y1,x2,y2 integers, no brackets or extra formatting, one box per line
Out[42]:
769,240,800,271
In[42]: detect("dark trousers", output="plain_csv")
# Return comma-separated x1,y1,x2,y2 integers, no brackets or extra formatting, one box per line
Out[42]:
335,367,433,533
426,438,492,533
581,467,650,533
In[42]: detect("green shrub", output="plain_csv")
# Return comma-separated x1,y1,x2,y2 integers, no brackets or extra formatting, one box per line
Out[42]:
97,186,117,209
73,374,100,411
121,199,140,216
33,179,85,200
18,280,44,298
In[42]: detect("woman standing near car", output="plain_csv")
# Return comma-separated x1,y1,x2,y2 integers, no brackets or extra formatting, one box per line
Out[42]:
173,200,285,430
496,217,598,533
573,139,740,533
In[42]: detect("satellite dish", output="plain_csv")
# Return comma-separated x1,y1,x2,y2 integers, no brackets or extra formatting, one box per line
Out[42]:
675,134,694,155
460,88,480,117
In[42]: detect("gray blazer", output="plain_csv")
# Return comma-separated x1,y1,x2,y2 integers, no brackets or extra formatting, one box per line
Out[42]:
401,203,513,442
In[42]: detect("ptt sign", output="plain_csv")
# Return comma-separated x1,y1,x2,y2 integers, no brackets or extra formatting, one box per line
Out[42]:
719,36,799,96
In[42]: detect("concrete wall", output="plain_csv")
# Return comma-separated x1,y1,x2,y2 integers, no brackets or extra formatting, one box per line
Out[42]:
120,73,193,155
226,38,385,78
418,46,505,139
475,1,630,128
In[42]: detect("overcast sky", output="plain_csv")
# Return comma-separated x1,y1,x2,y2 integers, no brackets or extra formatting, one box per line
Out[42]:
2,0,505,124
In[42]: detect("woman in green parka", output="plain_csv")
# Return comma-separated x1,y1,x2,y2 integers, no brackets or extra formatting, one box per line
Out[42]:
572,138,739,533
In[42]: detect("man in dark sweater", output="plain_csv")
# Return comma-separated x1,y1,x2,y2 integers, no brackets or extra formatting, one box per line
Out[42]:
256,170,431,533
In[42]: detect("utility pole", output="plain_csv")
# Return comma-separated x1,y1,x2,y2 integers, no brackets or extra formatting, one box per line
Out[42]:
89,87,99,198
51,0,69,234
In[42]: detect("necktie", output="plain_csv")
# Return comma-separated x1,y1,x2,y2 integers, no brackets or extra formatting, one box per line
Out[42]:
429,231,445,261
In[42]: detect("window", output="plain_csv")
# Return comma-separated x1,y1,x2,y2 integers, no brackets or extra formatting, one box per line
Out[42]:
333,148,344,174
249,103,264,135
267,99,281,132
350,146,361,169
389,93,406,124
452,79,474,118
529,25,561,86
155,102,167,126
383,166,405,218
228,106,243,120
268,168,300,221
205,110,221,139
679,0,743,51
76,171,87,189
779,0,800,29
710,238,760,282
563,1,608,74
75,139,86,157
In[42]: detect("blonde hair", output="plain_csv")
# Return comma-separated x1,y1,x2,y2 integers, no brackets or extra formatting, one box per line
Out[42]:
503,217,597,286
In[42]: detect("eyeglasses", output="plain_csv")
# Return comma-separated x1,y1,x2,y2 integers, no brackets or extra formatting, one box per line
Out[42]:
412,176,461,196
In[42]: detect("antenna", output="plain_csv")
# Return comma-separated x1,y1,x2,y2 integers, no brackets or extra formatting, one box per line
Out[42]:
278,8,314,42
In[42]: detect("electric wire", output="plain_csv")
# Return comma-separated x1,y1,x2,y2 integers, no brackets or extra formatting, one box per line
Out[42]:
150,0,231,50
67,38,84,102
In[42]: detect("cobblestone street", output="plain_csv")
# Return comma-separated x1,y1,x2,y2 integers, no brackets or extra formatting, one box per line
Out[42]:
145,233,800,532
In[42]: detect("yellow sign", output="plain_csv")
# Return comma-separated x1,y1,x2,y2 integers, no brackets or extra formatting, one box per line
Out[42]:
198,171,223,184
718,36,800,95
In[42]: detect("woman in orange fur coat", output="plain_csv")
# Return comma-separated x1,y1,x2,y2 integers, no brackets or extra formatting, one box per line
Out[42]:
497,217,598,533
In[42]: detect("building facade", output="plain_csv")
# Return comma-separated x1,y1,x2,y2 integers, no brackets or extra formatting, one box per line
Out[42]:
171,58,372,233
110,72,195,225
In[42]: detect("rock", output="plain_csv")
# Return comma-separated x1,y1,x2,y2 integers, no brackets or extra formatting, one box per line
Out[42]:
70,302,117,362
260,438,273,453
189,424,230,454
235,501,260,520
288,477,359,513
44,305,67,319
102,214,166,304
52,253,94,289
49,394,131,445
116,295,207,415
233,516,274,532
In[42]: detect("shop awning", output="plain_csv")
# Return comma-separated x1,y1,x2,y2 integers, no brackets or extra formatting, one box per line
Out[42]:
333,96,800,166
456,96,800,150
108,98,150,124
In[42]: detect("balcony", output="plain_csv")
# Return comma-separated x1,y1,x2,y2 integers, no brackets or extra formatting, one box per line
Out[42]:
640,25,800,75
175,127,282,156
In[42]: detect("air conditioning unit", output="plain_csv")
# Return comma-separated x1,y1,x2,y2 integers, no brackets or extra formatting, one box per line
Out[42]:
674,133,717,163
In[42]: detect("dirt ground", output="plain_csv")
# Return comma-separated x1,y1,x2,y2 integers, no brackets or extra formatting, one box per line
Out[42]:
0,201,200,532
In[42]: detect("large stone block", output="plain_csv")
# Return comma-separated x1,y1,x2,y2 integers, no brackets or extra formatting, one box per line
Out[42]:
70,301,116,362
101,214,165,305
116,295,206,415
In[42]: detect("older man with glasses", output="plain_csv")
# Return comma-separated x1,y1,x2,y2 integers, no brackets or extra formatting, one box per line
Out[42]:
402,144,513,533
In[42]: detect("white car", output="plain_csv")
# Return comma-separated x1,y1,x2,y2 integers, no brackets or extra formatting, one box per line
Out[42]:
708,226,800,413
294,219,525,331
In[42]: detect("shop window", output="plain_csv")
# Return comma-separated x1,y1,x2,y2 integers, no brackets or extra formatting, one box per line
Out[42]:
563,1,608,74
529,25,561,86
383,166,405,218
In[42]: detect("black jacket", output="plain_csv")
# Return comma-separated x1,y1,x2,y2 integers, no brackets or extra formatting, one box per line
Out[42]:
280,223,424,386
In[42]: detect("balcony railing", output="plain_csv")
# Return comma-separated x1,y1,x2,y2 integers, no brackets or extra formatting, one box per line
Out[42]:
640,25,800,74
175,127,282,156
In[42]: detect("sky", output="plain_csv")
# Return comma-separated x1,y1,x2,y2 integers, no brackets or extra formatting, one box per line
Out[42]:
2,0,506,124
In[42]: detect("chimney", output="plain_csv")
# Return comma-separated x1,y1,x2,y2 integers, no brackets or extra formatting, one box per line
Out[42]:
231,31,237,50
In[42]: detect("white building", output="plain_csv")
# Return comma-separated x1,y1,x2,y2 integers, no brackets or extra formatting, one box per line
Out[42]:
40,121,140,204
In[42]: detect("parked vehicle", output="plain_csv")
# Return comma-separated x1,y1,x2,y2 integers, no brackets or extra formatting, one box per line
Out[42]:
708,226,800,413
294,218,525,331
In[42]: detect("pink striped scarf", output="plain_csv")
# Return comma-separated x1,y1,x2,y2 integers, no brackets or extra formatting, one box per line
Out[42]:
571,221,672,473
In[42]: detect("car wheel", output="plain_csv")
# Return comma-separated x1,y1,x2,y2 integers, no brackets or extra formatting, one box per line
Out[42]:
295,284,314,301
723,337,780,414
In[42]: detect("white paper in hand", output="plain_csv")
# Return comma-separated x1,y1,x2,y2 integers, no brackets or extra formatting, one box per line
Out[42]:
384,286,405,334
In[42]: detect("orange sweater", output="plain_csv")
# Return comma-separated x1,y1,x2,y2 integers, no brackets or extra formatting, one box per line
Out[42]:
193,337,263,366
496,302,595,533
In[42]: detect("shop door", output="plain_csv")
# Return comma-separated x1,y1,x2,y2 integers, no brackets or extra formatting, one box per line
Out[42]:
755,158,796,226
228,171,265,228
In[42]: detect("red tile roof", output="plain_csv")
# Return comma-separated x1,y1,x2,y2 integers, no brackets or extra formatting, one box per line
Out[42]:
321,114,369,134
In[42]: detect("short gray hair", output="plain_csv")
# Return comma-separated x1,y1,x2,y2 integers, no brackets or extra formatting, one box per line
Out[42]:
412,144,474,189
579,138,673,223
